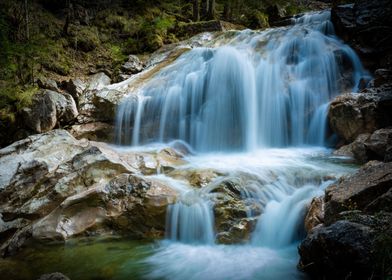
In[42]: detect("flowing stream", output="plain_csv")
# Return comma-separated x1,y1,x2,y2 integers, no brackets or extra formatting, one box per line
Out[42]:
114,10,367,280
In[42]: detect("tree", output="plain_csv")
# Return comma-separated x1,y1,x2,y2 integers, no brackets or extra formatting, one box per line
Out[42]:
193,0,200,21
200,0,208,20
207,0,215,20
24,0,29,41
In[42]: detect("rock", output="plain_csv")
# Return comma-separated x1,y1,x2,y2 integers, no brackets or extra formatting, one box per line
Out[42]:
0,226,32,257
32,174,177,241
37,272,70,280
331,0,392,70
351,133,371,163
37,78,60,92
121,55,144,74
324,161,392,225
304,196,324,233
68,122,114,142
212,178,261,244
298,221,376,279
266,4,286,26
333,129,392,163
366,128,392,160
328,90,392,143
21,91,57,133
333,143,354,157
86,72,111,91
78,79,126,123
0,130,134,218
0,130,184,254
21,90,78,133
61,78,86,102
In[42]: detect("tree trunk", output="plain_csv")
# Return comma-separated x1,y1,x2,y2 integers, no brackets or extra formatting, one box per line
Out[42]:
24,0,29,41
63,0,71,35
207,0,215,20
193,0,200,22
223,1,231,21
200,0,208,20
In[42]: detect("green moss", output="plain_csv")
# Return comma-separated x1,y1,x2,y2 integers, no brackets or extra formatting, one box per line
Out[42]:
69,26,100,52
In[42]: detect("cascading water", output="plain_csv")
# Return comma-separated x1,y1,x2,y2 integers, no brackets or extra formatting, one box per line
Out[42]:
116,11,369,151
112,10,367,280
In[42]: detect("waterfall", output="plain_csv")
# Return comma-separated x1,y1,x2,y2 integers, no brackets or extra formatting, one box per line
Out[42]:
116,11,367,279
166,191,215,244
116,11,369,151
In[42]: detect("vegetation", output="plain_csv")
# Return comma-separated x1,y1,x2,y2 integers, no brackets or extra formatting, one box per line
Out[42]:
0,0,314,146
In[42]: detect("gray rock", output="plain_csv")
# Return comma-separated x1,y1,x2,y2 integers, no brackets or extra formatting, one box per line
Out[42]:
37,78,60,92
62,78,86,102
86,72,111,91
121,55,144,74
22,90,78,133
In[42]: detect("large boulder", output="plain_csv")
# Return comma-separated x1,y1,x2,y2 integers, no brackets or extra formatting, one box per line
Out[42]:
299,220,376,279
324,161,392,224
300,161,392,279
32,174,177,241
328,90,392,143
0,130,183,256
21,90,78,133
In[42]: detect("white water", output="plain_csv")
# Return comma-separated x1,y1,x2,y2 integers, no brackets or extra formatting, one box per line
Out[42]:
143,148,355,279
116,11,369,151
112,10,365,280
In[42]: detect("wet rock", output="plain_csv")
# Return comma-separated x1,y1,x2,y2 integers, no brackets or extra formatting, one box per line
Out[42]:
0,130,186,253
21,90,78,133
304,196,324,233
32,174,177,241
121,55,144,74
37,272,70,280
324,161,392,225
331,0,392,70
212,178,261,244
366,128,392,160
351,133,371,163
333,128,392,163
299,220,376,279
0,226,32,257
328,90,392,143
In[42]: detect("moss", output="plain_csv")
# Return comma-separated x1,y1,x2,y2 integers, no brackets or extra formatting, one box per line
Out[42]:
69,26,100,52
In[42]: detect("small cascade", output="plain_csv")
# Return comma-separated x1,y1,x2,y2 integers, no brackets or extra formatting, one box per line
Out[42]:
166,191,215,244
116,11,369,151
251,185,318,248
